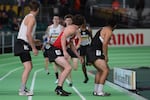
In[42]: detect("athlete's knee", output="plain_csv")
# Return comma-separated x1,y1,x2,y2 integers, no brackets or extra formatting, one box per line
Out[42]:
103,67,109,75
65,65,72,72
27,66,32,71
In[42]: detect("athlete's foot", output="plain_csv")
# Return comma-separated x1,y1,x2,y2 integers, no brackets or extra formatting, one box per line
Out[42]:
83,78,89,83
47,72,50,75
45,70,50,75
93,91,111,96
19,89,33,96
55,87,71,96
62,89,72,95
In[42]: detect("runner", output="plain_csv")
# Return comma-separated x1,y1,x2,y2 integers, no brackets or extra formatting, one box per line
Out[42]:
14,1,40,96
47,14,84,96
87,18,117,96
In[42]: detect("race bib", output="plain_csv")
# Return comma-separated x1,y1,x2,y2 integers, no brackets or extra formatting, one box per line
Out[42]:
96,50,101,56
24,45,29,50
55,50,61,55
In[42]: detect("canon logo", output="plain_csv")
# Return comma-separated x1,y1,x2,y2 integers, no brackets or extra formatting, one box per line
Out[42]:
109,33,144,45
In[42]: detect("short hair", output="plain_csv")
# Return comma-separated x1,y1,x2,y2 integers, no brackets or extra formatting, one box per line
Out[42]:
72,14,85,26
105,18,117,28
29,1,40,11
64,14,73,20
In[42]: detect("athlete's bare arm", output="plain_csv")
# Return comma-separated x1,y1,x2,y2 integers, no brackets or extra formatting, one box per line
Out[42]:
25,15,38,55
61,25,78,59
75,30,81,49
101,27,112,62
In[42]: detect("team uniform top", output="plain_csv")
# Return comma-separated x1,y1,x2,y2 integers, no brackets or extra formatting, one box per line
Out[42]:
17,14,36,43
74,36,79,46
47,24,64,44
87,28,105,63
80,28,91,46
52,31,75,49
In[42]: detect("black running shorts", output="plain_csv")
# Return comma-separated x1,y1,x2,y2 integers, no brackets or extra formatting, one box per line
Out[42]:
67,48,78,58
79,45,89,56
86,46,105,63
47,46,64,62
19,52,31,63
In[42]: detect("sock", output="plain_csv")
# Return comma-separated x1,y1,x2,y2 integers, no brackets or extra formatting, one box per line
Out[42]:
55,72,58,79
20,83,25,91
97,84,104,93
46,69,49,73
94,83,99,92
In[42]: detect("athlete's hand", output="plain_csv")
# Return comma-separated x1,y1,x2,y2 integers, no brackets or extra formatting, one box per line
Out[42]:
79,56,84,64
33,48,38,56
63,51,70,60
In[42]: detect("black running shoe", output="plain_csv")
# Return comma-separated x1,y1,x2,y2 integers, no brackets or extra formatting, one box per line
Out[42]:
55,88,69,96
62,89,72,95
47,72,50,75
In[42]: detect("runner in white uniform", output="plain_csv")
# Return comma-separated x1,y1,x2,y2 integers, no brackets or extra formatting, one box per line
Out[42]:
44,15,64,83
14,1,40,96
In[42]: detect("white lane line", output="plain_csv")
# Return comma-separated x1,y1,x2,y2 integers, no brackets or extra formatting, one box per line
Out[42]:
28,68,43,100
0,63,43,80
87,71,147,100
0,67,22,80
0,62,21,68
0,59,44,68
66,79,86,100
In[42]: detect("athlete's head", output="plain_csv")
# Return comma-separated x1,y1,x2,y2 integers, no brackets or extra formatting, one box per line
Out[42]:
52,15,60,25
29,0,40,12
72,14,85,26
64,14,73,26
105,18,117,30
64,14,73,20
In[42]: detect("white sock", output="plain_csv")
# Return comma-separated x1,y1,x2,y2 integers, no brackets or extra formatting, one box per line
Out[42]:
94,84,98,92
20,84,25,91
97,84,104,93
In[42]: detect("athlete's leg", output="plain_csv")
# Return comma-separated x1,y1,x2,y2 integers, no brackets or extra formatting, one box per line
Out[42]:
19,53,33,96
81,56,89,83
72,58,78,70
21,61,32,89
44,57,50,74
54,56,72,96
93,59,110,96
94,59,109,84
55,57,72,87
53,63,59,83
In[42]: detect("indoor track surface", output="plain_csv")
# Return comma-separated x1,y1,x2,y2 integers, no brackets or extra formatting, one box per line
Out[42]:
0,46,150,100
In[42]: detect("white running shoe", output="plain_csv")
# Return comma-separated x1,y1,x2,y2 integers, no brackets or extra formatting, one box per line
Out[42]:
55,79,58,84
96,92,111,96
19,90,33,96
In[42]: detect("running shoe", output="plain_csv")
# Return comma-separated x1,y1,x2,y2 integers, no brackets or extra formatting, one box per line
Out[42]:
62,89,72,95
93,92,111,96
55,88,69,96
19,89,33,96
